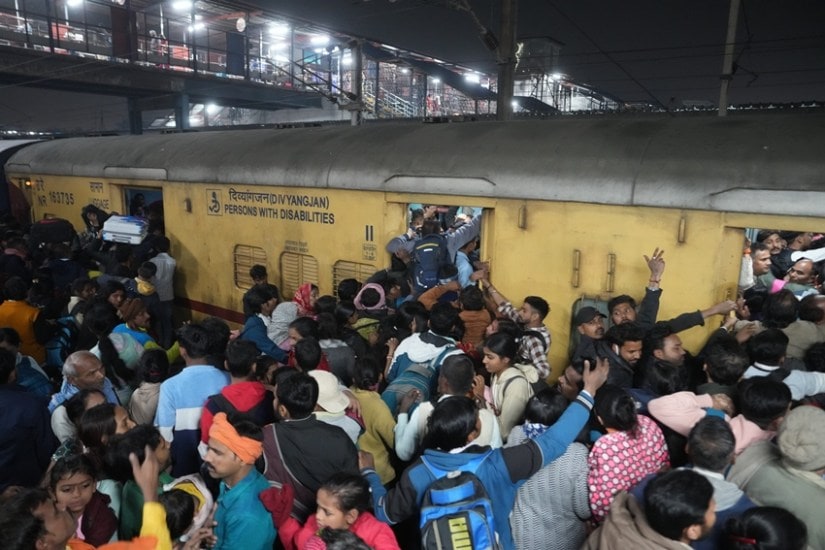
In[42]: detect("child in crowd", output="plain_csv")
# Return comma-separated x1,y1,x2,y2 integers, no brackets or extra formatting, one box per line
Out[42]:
104,424,173,540
647,377,792,455
50,454,117,546
291,335,330,372
588,384,669,523
261,473,400,550
159,488,216,550
77,402,137,516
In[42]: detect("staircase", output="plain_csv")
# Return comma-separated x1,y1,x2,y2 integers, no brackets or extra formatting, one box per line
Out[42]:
363,80,418,118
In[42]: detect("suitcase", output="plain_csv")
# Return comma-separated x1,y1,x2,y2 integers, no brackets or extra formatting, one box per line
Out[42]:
102,215,148,244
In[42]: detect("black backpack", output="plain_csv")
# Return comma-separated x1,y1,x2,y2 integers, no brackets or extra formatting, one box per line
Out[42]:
29,218,76,249
419,451,500,550
206,391,275,428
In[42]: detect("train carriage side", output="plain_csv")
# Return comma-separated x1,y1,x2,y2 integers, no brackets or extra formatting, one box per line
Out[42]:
5,113,825,378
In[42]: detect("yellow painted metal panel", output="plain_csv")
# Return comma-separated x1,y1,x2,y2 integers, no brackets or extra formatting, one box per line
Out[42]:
17,173,817,380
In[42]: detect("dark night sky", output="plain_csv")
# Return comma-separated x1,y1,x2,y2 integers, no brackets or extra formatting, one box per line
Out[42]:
1,0,822,133
266,0,825,105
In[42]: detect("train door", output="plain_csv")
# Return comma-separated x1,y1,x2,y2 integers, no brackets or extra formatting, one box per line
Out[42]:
122,186,164,232
400,202,490,284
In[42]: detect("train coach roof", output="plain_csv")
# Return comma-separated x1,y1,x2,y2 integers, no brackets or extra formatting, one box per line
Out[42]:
7,113,825,217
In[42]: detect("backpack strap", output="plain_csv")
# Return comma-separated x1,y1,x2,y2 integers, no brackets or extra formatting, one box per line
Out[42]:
752,364,792,382
499,371,529,402
421,450,492,480
207,393,237,416
766,367,792,382
429,346,456,372
263,424,316,521
521,329,548,354
500,376,517,399
493,370,532,414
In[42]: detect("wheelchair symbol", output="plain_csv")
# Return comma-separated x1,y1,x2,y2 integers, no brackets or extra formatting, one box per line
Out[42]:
206,190,222,215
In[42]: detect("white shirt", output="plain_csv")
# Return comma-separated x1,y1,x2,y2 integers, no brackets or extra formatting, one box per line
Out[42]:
394,394,502,461
743,362,825,401
149,252,176,301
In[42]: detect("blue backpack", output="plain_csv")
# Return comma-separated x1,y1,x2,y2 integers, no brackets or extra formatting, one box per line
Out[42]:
419,451,500,550
45,316,78,373
412,234,450,295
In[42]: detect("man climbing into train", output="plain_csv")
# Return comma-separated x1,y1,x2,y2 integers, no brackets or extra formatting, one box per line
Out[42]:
385,209,482,266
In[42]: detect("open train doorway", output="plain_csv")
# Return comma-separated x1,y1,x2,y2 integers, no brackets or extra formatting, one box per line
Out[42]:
399,202,488,283
122,186,165,234
740,226,824,297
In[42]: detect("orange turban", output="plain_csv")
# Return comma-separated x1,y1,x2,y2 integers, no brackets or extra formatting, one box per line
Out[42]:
208,412,263,465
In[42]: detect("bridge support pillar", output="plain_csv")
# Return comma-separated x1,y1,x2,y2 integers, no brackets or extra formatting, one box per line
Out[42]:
175,93,190,130
127,98,143,135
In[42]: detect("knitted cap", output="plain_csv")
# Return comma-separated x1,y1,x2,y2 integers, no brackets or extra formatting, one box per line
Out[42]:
119,298,147,322
777,406,825,471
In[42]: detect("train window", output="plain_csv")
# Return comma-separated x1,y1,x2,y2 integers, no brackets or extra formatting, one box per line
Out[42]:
122,187,163,217
233,244,267,290
280,252,319,298
332,261,376,297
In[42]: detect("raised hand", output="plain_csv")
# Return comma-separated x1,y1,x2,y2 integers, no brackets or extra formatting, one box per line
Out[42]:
583,357,610,395
644,248,666,281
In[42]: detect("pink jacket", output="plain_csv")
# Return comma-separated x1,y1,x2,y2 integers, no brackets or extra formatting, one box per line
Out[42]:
279,511,400,550
648,392,717,436
587,415,669,523
728,415,775,455
647,392,774,455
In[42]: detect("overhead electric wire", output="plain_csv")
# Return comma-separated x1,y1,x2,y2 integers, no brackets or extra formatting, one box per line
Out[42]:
542,0,670,111
448,34,825,67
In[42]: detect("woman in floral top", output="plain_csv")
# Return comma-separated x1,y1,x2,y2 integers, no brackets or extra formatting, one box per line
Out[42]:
588,384,669,523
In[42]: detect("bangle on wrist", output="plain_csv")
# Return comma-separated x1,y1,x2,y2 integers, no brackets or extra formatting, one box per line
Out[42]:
648,279,660,283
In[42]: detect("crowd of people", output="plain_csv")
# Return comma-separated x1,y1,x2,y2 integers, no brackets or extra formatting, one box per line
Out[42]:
0,203,824,550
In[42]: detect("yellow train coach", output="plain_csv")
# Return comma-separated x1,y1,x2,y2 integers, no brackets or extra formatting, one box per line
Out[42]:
5,112,825,378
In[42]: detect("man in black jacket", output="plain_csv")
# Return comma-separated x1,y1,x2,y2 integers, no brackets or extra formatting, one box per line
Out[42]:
262,371,359,522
